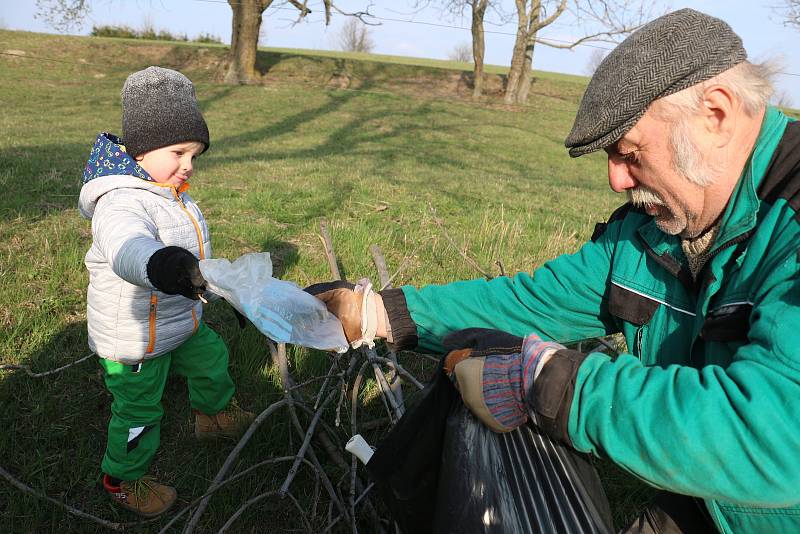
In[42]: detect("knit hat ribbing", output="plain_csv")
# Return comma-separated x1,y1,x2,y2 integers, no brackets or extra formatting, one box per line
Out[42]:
121,66,210,158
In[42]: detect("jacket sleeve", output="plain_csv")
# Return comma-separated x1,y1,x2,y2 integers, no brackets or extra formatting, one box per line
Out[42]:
538,249,800,507
384,219,621,353
92,192,164,288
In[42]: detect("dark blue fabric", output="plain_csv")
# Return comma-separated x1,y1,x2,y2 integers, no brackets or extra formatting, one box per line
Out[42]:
82,132,154,184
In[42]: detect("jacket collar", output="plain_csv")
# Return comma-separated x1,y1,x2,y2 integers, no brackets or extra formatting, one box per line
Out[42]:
82,132,154,184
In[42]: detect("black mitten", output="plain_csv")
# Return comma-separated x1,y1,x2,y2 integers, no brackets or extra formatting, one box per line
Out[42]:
146,246,206,300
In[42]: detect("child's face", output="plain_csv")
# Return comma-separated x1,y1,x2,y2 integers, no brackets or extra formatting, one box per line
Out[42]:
135,141,205,188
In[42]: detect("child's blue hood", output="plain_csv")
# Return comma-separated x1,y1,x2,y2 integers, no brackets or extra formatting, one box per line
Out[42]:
82,132,154,184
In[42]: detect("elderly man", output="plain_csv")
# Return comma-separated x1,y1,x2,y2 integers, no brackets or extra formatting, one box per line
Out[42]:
308,8,800,533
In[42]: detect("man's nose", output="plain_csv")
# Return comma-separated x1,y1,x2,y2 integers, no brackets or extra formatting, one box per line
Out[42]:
608,157,638,193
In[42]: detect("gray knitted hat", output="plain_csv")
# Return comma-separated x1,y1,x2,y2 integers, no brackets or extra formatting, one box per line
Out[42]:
121,66,210,158
565,9,746,157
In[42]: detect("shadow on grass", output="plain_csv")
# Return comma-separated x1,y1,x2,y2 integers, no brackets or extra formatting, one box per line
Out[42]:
0,308,293,531
260,238,298,280
0,141,87,222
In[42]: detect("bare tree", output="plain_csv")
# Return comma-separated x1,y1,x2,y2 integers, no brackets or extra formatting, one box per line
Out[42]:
449,41,473,62
338,18,374,53
504,0,656,104
778,0,800,29
418,1,501,99
584,47,607,75
468,0,491,98
35,0,376,85
34,0,89,32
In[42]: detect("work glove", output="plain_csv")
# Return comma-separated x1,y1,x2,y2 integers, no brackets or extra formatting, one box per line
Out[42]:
304,278,378,349
146,246,206,300
442,328,564,433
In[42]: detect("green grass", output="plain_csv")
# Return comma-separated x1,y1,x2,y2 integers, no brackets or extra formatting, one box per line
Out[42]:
0,29,655,532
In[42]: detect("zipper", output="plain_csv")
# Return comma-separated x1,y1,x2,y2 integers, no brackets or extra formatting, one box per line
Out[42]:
633,325,645,359
146,293,158,353
172,189,205,259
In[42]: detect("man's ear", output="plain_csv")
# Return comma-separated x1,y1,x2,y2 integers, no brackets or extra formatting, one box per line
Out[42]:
700,85,736,148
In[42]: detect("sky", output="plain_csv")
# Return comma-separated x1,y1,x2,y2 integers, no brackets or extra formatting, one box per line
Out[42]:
2,0,799,105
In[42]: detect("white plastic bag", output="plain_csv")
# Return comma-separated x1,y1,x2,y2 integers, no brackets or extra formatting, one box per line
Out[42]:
199,253,349,353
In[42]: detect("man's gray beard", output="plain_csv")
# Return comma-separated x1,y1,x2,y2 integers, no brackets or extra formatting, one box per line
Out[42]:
627,187,694,237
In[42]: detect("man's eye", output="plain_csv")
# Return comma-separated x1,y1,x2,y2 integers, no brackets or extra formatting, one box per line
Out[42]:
620,151,639,163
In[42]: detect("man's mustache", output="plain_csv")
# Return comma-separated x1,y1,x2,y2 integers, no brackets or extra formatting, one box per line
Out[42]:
628,187,666,208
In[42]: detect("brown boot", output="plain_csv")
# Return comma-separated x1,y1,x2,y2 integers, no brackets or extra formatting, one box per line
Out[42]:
194,399,255,440
103,474,177,518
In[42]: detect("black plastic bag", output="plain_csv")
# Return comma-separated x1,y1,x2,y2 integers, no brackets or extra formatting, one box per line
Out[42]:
366,367,458,534
367,367,613,534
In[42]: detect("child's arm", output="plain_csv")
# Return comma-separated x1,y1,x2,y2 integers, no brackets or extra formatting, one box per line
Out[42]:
92,196,162,288
92,196,204,299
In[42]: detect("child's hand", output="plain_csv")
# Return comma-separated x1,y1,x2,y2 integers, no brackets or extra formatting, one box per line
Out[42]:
146,246,206,299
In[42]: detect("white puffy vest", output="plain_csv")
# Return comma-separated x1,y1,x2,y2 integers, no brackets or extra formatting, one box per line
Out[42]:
79,176,211,363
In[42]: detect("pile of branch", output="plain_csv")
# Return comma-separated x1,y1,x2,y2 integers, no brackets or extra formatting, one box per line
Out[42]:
176,218,427,533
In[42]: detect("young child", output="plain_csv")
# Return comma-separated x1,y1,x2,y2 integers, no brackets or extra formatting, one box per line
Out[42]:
78,66,253,517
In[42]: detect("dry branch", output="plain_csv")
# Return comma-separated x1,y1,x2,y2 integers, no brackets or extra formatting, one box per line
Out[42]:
318,218,341,280
0,464,140,531
270,342,351,524
279,388,337,496
369,245,405,410
182,398,291,533
429,203,493,279
0,352,94,378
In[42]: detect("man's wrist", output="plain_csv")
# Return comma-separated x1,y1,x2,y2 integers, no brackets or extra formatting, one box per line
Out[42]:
375,293,388,340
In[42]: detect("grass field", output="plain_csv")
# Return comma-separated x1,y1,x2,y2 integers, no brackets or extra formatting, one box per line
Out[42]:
0,29,667,532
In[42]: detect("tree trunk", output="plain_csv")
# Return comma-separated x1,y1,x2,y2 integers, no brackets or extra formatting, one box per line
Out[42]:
504,0,530,104
515,38,536,104
470,0,488,99
225,0,272,85
515,2,540,104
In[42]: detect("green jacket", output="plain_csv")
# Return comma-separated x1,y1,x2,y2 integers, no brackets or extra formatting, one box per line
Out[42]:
383,107,800,533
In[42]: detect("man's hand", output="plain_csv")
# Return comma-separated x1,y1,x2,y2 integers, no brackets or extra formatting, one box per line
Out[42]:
304,281,360,341
442,328,564,433
304,279,381,348
146,246,206,300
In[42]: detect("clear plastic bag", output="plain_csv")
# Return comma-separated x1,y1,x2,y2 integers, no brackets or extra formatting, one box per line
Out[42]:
199,253,348,352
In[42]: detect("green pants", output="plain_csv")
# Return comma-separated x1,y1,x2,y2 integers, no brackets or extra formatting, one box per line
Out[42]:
99,322,235,481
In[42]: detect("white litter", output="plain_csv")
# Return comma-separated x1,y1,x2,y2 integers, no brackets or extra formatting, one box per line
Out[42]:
200,252,349,353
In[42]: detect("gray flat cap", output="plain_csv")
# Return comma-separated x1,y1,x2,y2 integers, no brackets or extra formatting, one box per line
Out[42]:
122,66,209,158
565,8,746,157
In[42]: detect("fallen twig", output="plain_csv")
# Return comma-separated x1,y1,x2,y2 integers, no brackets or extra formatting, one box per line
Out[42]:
367,356,425,390
279,388,337,496
370,244,405,413
159,456,319,534
319,218,341,280
270,342,352,525
218,490,313,534
0,352,94,378
429,202,493,279
0,464,147,531
182,398,291,534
